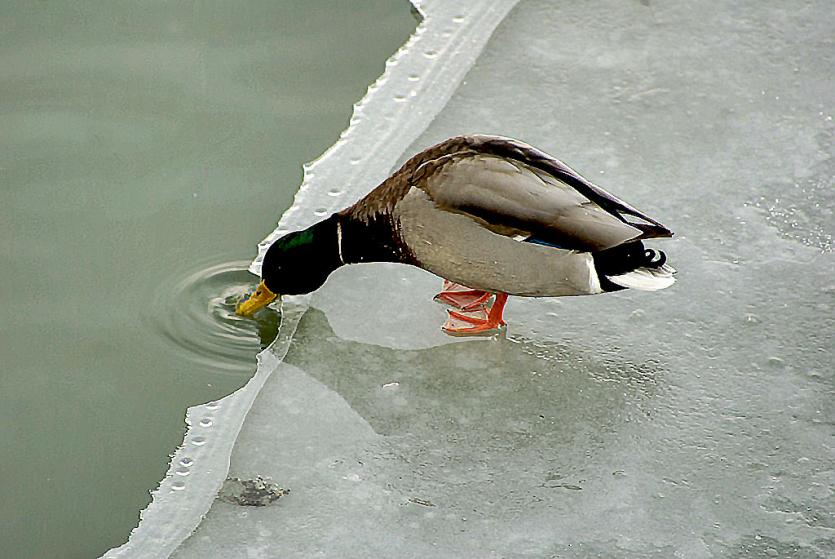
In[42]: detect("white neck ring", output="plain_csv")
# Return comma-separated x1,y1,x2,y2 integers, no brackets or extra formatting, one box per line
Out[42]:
336,219,345,264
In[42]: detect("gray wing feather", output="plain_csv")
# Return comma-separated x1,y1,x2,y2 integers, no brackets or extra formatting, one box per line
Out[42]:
422,154,644,252
470,135,672,233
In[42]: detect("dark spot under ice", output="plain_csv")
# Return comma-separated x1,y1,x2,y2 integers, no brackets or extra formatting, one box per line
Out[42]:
219,476,289,507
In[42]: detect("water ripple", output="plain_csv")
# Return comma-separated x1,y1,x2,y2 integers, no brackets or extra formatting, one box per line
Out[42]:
146,261,280,375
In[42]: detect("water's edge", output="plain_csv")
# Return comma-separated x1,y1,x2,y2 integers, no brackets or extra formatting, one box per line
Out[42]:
102,2,519,557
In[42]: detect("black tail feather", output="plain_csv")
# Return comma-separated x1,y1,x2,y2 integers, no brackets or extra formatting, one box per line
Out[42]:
627,222,674,240
593,241,669,292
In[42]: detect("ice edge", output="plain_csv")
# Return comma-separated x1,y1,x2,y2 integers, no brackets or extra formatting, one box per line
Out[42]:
102,1,519,557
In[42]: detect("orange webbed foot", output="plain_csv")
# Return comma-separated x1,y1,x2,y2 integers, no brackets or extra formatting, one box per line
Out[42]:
434,280,493,311
441,293,509,337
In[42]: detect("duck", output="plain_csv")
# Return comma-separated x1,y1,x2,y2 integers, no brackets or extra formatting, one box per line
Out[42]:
236,134,675,336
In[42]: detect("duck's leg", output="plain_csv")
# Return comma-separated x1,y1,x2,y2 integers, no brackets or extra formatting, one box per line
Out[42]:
442,293,509,336
434,280,492,311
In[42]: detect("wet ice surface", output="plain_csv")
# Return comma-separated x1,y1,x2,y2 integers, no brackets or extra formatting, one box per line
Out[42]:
174,1,833,557
751,151,834,254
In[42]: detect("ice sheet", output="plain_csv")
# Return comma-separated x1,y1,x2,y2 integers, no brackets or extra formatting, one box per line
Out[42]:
102,1,517,557
172,0,834,557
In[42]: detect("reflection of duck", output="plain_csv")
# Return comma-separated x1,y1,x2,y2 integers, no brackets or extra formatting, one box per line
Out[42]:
251,306,666,553
285,306,661,458
238,135,675,335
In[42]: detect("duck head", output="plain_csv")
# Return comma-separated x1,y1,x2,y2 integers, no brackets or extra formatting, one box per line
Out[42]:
235,217,342,317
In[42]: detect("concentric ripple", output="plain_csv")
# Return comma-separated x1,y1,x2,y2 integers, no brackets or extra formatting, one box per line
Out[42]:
147,261,280,375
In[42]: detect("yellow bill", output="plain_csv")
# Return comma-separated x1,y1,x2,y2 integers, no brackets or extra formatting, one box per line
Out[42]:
235,280,278,317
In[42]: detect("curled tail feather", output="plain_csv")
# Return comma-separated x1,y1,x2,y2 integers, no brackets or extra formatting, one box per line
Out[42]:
593,242,676,292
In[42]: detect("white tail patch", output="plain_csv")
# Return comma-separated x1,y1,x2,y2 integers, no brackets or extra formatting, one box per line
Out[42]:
607,263,676,291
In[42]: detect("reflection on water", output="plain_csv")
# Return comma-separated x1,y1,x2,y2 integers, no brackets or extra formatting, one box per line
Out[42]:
147,261,280,375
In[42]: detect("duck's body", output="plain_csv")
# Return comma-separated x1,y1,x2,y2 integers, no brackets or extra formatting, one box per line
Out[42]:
238,135,675,335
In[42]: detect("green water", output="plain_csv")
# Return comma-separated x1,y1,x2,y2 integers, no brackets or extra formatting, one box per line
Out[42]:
0,2,415,557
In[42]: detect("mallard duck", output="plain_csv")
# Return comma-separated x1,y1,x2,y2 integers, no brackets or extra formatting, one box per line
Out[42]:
237,135,675,336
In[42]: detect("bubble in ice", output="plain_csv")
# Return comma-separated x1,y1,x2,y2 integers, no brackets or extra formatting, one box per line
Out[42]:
767,357,785,368
751,150,834,253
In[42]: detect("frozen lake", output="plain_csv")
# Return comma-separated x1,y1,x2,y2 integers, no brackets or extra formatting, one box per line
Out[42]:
6,0,831,557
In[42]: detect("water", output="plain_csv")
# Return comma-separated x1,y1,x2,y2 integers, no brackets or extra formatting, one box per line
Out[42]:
147,261,279,375
0,2,415,557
